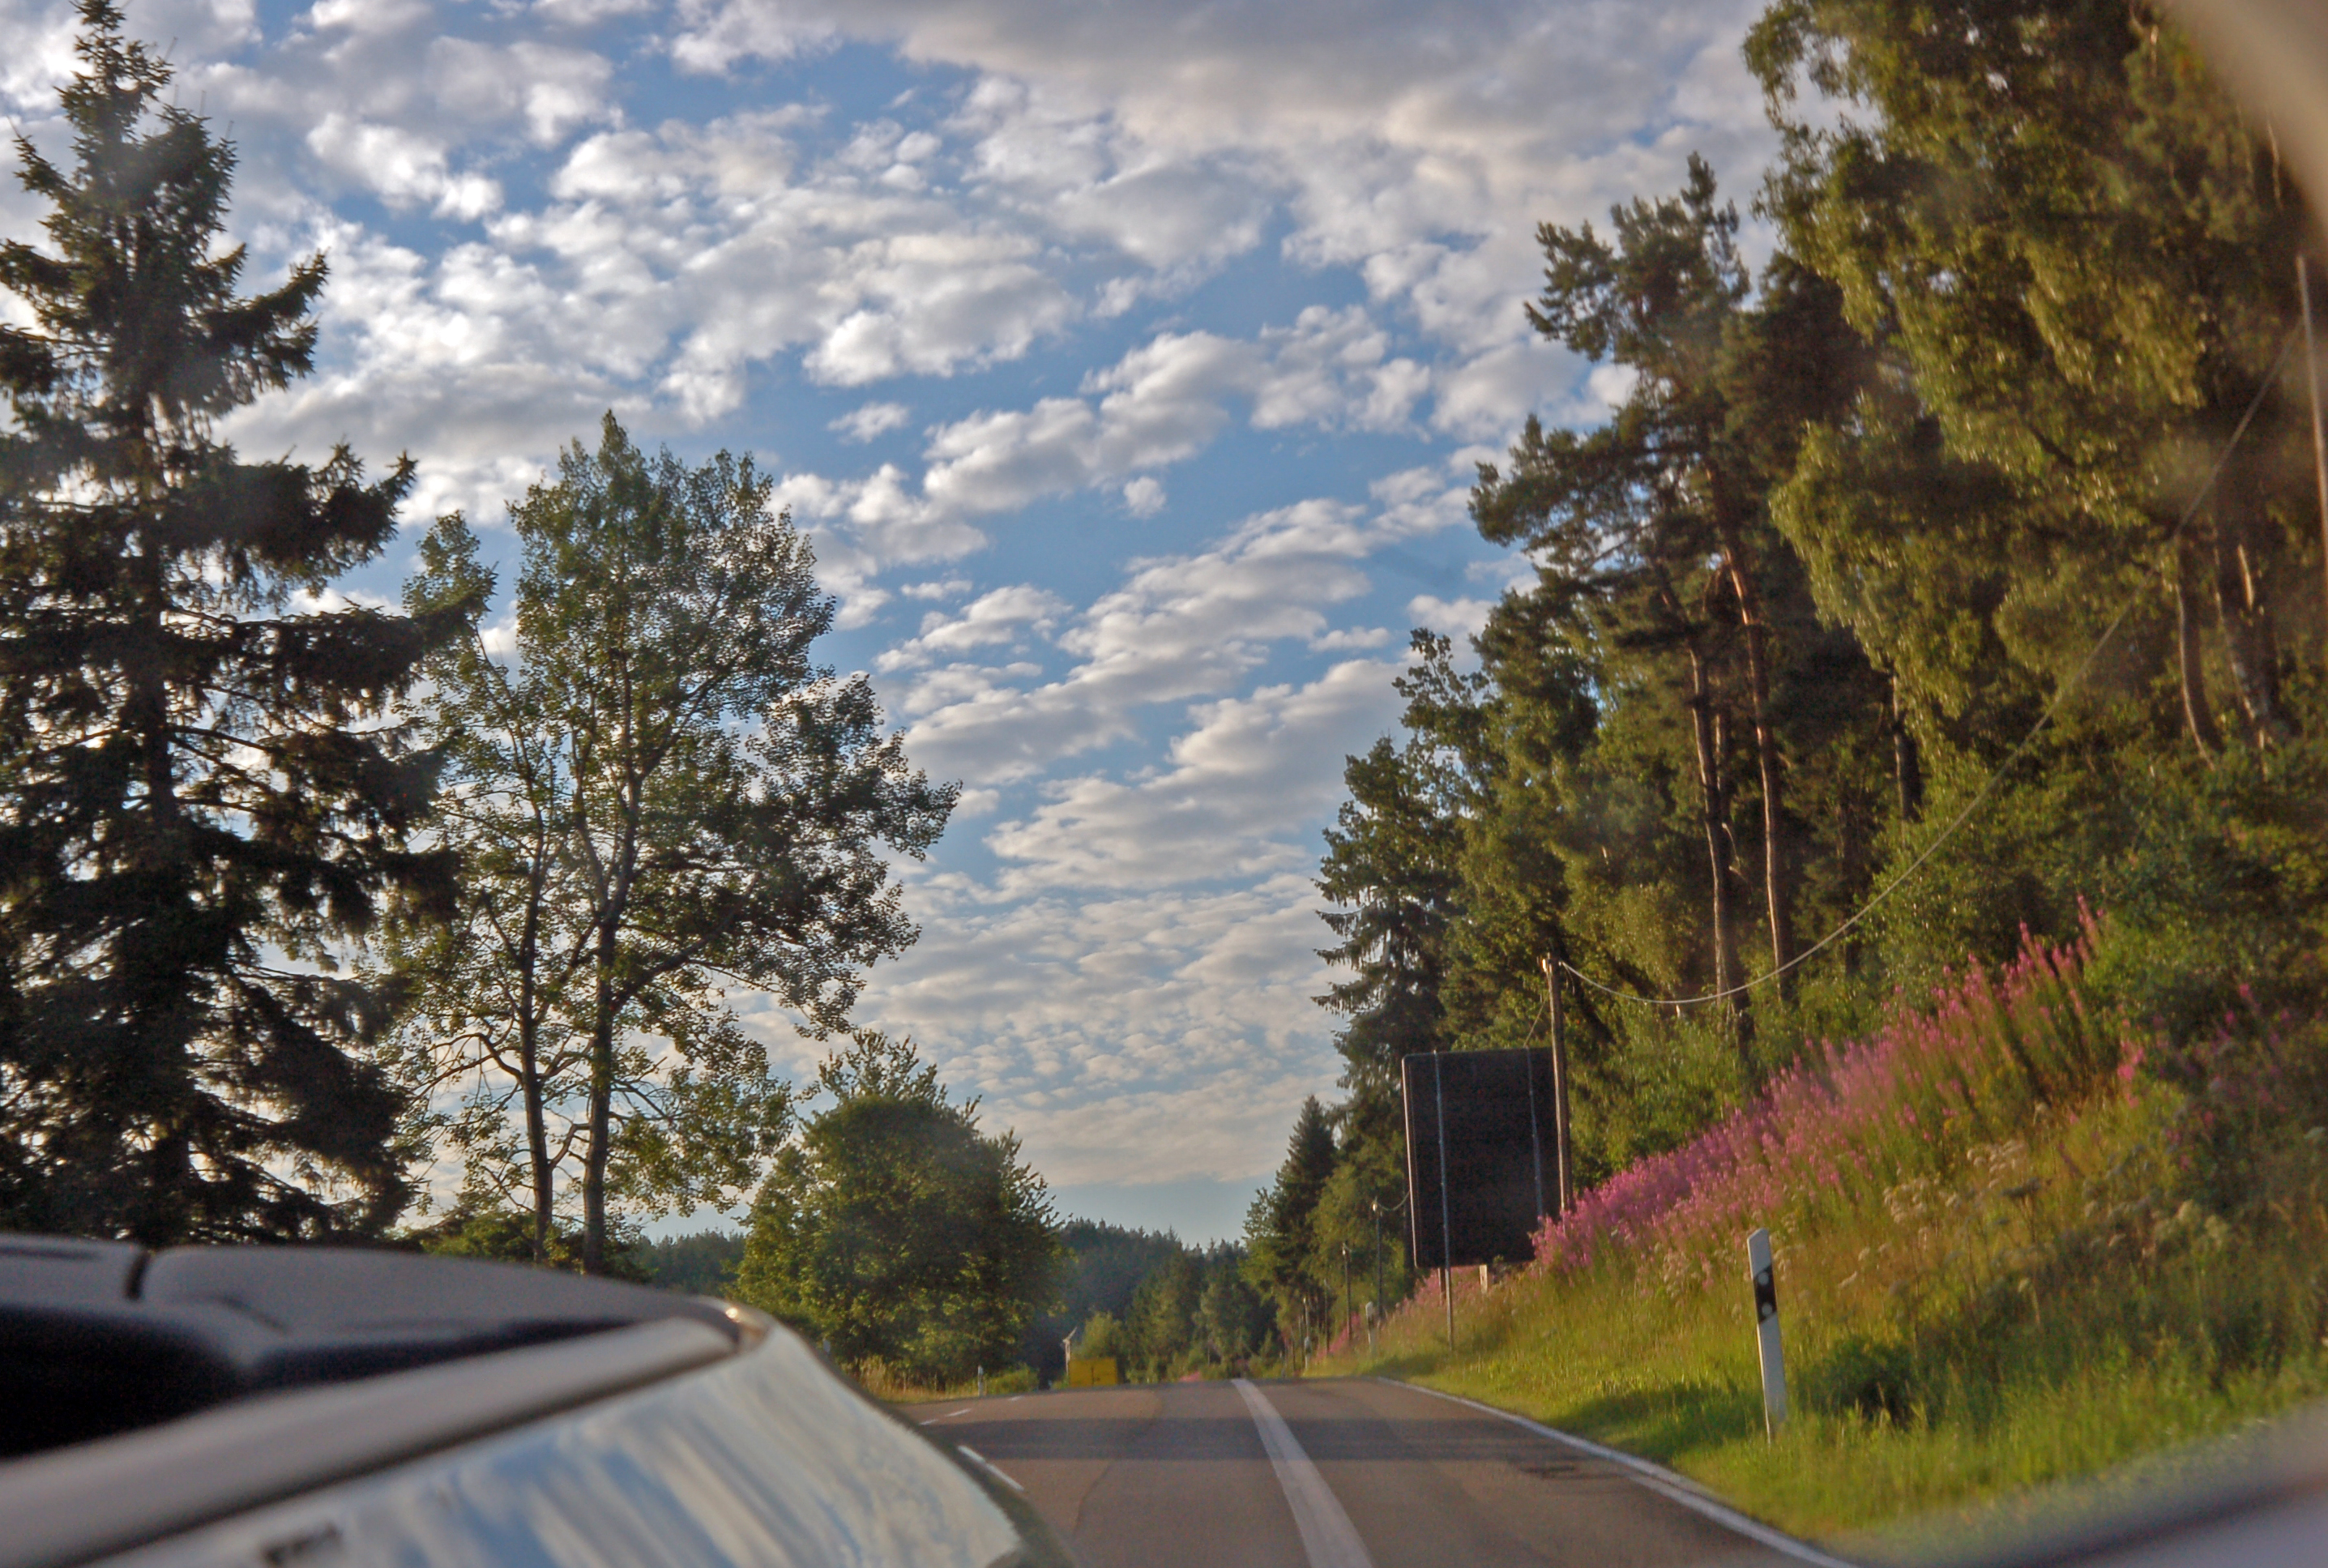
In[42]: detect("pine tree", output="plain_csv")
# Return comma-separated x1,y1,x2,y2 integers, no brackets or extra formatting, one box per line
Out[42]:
0,2,461,1242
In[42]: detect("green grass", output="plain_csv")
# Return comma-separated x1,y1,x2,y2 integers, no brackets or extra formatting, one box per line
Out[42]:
1315,1083,2328,1551
856,1359,1040,1404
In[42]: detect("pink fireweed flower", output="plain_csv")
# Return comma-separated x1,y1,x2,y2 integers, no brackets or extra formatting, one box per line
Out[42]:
1530,926,2111,1280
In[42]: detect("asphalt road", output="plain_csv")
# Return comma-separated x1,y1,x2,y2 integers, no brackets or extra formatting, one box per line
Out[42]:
913,1378,1843,1568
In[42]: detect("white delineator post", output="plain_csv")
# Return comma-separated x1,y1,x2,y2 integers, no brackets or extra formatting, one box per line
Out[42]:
1747,1228,1788,1438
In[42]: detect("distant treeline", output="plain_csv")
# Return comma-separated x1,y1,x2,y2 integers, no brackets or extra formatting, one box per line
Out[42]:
1267,0,2328,1278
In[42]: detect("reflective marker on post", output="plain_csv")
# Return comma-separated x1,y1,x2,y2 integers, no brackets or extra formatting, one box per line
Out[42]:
1747,1228,1787,1438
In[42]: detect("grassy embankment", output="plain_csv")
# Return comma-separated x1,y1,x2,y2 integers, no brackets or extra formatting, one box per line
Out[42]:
852,1360,1041,1404
1311,925,2328,1553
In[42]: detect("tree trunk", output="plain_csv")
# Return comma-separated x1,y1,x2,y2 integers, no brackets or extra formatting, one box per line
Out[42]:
581,640,643,1275
1710,518,1795,989
1889,674,1925,822
582,915,617,1274
2173,538,2224,761
516,861,554,1264
2211,459,2292,749
1681,631,1748,1040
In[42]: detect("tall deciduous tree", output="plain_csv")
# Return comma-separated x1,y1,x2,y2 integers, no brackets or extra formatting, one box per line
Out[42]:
0,3,459,1242
733,1032,1058,1382
392,416,955,1271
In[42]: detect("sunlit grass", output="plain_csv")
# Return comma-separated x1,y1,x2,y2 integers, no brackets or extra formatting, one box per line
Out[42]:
1312,934,2328,1547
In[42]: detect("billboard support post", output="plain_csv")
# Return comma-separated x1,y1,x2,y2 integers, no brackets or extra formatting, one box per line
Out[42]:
1435,1052,1454,1347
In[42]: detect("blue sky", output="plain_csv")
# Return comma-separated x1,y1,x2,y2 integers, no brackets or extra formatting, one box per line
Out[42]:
2,0,1775,1242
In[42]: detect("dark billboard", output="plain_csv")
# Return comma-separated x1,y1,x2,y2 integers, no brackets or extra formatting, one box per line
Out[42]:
1403,1048,1557,1271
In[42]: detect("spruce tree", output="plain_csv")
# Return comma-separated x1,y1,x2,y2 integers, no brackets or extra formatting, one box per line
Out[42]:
0,3,461,1242
1241,1096,1337,1352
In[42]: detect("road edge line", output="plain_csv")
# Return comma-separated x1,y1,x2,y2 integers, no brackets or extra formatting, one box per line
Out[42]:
1381,1380,1858,1568
1234,1379,1375,1568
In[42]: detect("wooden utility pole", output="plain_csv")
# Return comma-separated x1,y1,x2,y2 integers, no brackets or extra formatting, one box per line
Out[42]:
2302,255,2328,652
1539,956,1574,1217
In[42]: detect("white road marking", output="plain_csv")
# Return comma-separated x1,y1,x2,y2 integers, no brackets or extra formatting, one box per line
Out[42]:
1233,1380,1375,1568
1386,1382,1857,1568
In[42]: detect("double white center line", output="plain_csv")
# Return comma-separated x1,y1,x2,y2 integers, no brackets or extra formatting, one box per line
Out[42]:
1232,1380,1375,1568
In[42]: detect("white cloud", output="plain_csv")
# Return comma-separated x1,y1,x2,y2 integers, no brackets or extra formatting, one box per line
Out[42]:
834,872,1343,1186
1587,363,1641,410
305,115,503,220
801,231,1079,386
876,583,1068,671
899,576,973,600
831,399,913,441
426,39,614,147
986,657,1405,891
668,0,1775,280
1407,593,1494,639
898,496,1379,783
916,308,1437,520
1250,305,1429,432
896,475,1467,791
1121,476,1164,516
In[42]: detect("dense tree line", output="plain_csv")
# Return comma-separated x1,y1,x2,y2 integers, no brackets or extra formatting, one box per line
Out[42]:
1291,0,2328,1275
1043,1224,1274,1382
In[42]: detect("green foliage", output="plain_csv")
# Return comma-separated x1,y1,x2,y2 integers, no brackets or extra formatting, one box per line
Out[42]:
1057,1241,1271,1380
1195,1248,1273,1362
1073,1309,1122,1360
733,1032,1058,1384
0,3,459,1242
1241,1096,1338,1347
632,1228,746,1297
407,1202,650,1283
1121,1246,1205,1375
387,414,955,1269
1021,1218,1186,1379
